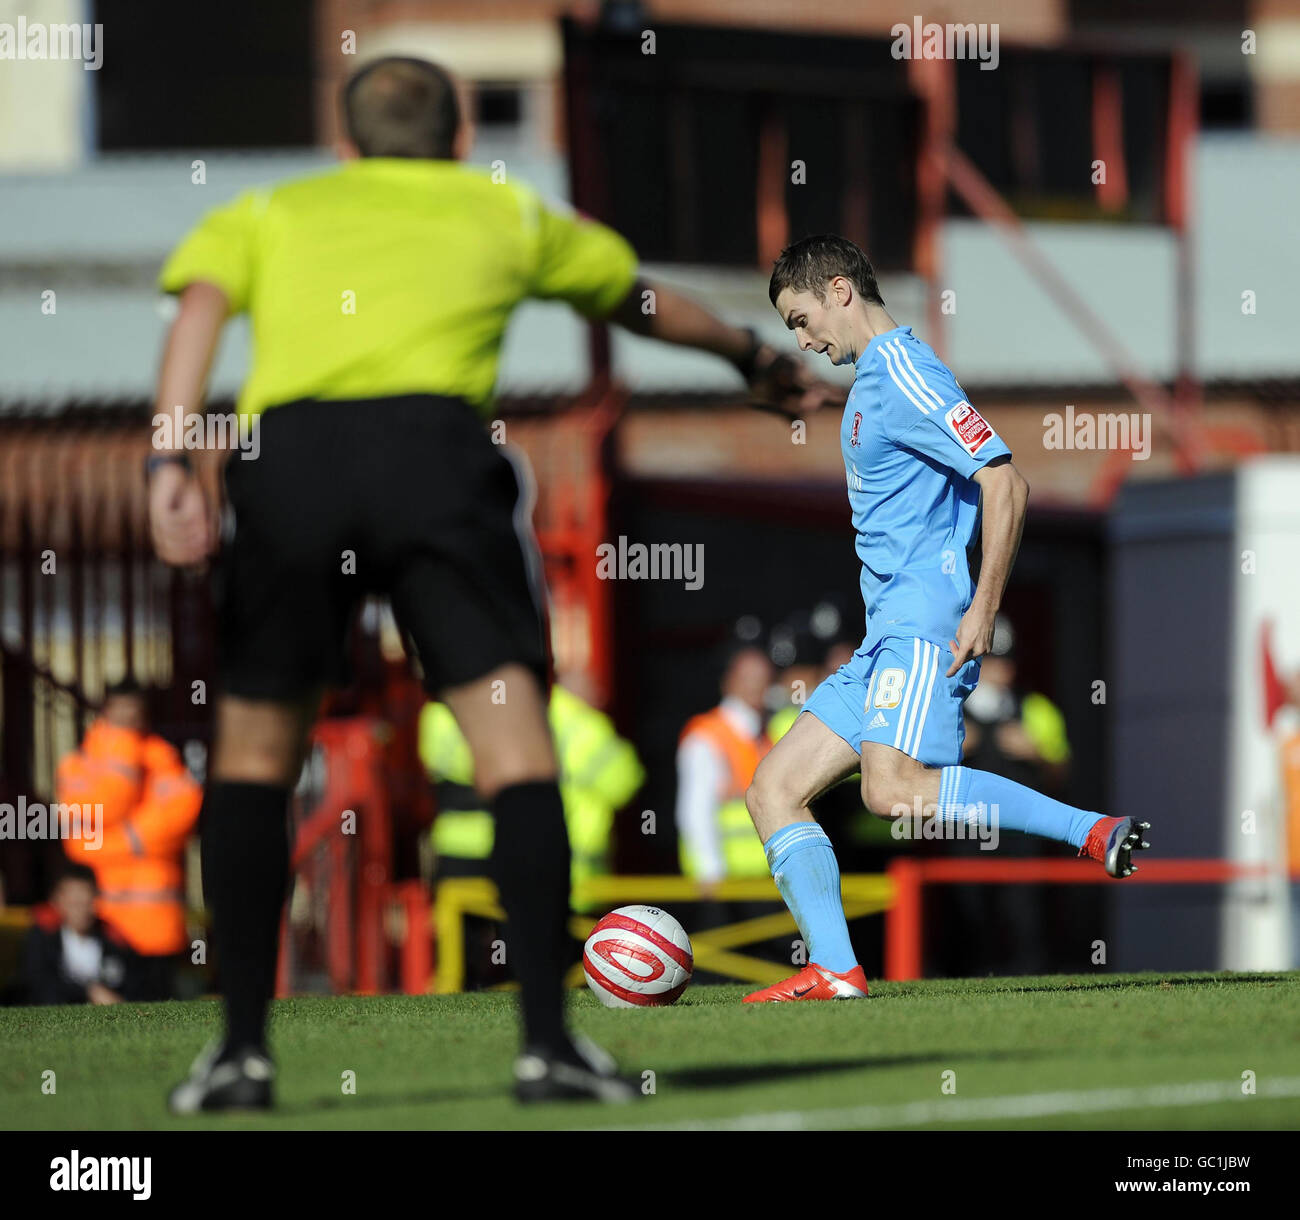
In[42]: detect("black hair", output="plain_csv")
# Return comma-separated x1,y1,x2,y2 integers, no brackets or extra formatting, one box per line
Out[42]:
52,863,98,894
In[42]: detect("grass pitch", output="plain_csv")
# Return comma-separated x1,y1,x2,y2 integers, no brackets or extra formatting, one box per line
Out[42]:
3,972,1299,1131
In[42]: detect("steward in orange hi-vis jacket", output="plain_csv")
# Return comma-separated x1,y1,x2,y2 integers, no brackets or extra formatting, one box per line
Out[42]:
57,683,200,968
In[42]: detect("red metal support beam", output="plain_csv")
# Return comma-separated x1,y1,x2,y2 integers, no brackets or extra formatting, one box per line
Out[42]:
756,103,789,270
908,53,956,361
396,880,433,996
941,144,1201,497
1091,63,1129,214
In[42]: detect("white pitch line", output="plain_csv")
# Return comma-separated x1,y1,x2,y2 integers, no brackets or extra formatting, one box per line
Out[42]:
607,1075,1300,1131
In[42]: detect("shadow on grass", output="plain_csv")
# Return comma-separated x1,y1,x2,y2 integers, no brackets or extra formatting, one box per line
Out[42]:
270,1045,1061,1115
270,1081,513,1117
660,1045,1059,1089
975,974,1296,997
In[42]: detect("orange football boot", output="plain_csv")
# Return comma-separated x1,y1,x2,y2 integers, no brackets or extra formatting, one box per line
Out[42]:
743,962,870,1003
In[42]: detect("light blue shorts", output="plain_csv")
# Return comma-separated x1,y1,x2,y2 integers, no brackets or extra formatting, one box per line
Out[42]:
803,635,980,766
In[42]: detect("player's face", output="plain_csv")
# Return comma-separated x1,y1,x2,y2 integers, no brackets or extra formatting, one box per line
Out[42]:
776,286,853,365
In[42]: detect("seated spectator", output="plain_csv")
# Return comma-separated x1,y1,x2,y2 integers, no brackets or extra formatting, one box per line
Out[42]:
20,866,138,1006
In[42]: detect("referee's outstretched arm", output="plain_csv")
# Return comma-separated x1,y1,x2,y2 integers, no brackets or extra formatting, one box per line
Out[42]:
609,276,845,419
146,277,841,566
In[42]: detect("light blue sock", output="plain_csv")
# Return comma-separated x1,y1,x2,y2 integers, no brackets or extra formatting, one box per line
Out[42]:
939,765,1102,849
764,822,857,973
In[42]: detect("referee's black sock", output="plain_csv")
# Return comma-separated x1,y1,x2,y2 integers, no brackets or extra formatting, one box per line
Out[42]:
200,781,291,1056
490,780,572,1052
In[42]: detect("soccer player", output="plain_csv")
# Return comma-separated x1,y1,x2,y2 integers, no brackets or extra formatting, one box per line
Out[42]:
743,235,1150,1002
151,56,838,1108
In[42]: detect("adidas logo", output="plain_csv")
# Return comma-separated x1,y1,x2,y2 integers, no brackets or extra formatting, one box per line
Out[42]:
868,711,888,730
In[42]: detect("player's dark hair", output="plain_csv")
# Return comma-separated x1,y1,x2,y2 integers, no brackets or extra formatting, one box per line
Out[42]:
343,56,462,160
768,234,884,308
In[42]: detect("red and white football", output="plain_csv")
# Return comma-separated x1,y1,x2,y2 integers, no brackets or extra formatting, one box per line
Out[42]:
582,905,694,1008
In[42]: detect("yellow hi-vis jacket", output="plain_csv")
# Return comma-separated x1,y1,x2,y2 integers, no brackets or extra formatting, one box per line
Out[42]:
767,703,801,743
418,687,644,897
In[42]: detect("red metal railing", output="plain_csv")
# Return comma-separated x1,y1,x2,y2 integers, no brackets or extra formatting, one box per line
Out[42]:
884,856,1276,981
521,385,626,706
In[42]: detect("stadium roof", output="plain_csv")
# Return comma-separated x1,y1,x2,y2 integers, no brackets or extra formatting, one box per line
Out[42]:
1,133,1296,411
0,141,864,410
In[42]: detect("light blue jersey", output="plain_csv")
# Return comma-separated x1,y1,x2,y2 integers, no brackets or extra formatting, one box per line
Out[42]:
843,326,1010,651
803,326,1011,762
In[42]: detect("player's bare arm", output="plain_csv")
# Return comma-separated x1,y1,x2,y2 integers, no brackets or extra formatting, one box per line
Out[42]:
610,276,844,418
148,280,228,567
947,456,1030,677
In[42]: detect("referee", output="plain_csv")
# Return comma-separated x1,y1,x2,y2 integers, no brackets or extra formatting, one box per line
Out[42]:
150,56,838,1110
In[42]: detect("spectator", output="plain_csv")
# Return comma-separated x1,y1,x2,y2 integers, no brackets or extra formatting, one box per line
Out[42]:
676,643,775,891
57,680,201,1000
419,678,644,903
963,615,1070,788
20,866,137,1006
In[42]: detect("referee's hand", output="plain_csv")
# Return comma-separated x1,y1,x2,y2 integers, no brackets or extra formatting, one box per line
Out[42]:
148,463,215,567
747,344,844,419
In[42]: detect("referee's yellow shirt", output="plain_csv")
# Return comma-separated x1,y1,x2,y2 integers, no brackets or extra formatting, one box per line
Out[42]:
159,157,639,417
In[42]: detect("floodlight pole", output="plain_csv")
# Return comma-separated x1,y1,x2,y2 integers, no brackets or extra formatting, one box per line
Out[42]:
908,54,956,362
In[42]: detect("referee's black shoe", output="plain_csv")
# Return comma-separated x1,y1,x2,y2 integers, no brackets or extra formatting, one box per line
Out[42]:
168,1041,275,1114
513,1034,638,1104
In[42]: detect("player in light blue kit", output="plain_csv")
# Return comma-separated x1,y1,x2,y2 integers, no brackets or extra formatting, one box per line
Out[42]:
745,235,1149,1002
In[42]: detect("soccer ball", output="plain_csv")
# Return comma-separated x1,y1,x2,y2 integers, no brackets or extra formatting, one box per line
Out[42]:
582,905,693,1008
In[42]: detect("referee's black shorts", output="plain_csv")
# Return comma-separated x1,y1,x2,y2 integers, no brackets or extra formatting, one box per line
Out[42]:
214,394,549,701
